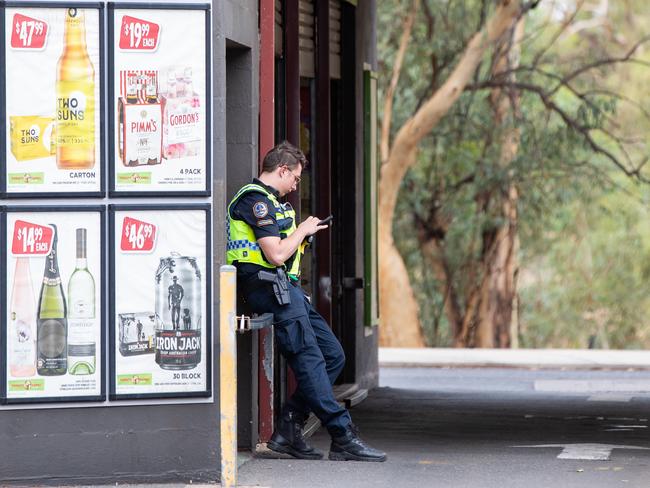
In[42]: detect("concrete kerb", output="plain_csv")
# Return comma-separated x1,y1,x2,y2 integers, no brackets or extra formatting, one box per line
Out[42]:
379,347,650,370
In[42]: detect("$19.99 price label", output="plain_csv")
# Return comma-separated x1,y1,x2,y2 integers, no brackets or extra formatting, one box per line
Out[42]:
119,15,160,51
121,217,157,252
12,220,54,256
11,14,48,49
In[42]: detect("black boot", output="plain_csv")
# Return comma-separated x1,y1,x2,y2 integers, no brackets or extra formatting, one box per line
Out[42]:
329,430,387,462
268,412,324,460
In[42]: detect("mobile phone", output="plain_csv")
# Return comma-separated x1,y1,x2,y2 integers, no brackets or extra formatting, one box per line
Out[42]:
318,215,334,226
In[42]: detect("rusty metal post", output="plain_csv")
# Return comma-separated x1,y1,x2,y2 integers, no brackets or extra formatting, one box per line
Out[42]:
257,325,275,445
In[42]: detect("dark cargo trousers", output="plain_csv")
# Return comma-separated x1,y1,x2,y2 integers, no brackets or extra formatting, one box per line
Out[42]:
244,279,352,437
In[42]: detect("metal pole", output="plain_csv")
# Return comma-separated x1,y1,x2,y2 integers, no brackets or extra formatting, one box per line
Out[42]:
220,265,237,488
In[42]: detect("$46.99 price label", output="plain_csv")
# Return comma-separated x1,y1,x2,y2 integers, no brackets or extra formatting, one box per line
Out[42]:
121,217,157,252
11,13,48,49
12,220,54,256
119,15,160,51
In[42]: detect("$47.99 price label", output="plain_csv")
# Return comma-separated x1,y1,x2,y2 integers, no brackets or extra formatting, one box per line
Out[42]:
121,217,157,252
12,220,54,256
10,14,48,49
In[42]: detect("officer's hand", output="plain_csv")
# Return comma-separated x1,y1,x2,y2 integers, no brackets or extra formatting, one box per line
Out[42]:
299,216,328,236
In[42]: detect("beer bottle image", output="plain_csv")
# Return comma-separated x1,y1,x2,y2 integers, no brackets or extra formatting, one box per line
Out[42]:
56,8,95,169
37,225,68,376
67,228,96,375
9,258,37,378
126,73,138,104
146,73,158,104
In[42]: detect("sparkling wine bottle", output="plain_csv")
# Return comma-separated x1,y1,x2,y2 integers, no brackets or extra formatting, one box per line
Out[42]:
37,225,68,376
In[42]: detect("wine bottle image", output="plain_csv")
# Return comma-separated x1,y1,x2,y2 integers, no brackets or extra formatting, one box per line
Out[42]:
9,258,37,378
67,228,96,375
56,8,95,169
37,225,68,376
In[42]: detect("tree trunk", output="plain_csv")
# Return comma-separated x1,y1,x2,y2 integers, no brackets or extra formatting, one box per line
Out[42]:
475,18,525,348
379,0,523,347
378,233,425,346
419,236,464,340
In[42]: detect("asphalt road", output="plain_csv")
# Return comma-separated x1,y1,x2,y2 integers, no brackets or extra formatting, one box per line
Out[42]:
238,367,650,488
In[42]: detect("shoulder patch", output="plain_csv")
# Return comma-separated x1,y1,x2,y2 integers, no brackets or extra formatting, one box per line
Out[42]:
257,218,274,227
253,201,269,218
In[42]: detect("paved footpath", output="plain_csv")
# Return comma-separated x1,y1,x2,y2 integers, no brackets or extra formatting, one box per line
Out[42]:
38,348,650,488
237,356,650,488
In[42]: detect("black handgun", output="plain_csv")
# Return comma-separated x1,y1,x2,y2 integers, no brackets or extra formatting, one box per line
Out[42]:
257,269,291,305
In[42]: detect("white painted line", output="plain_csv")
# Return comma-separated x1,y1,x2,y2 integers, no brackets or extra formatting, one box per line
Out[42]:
588,394,633,402
512,443,650,461
535,380,650,393
558,445,616,460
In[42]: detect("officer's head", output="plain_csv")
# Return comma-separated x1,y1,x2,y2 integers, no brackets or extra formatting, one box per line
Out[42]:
261,141,308,196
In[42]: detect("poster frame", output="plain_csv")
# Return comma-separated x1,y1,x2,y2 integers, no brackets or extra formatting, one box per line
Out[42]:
107,3,212,198
0,207,5,404
1,205,106,405
0,2,106,198
108,203,212,401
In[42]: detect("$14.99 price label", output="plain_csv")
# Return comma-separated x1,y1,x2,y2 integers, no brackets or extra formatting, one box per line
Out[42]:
121,217,157,252
11,14,48,49
12,220,54,256
119,15,160,51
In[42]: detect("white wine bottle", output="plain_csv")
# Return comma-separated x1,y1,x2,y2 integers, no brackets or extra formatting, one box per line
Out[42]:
9,257,37,378
67,228,96,375
37,225,68,376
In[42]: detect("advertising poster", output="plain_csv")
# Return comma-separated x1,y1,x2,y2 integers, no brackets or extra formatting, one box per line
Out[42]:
110,206,211,399
3,208,104,403
2,6,103,196
109,6,210,195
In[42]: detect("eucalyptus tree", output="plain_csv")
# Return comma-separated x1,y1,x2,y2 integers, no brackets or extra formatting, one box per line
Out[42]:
378,0,650,347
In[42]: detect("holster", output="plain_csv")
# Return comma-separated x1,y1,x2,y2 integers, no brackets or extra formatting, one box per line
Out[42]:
257,268,291,305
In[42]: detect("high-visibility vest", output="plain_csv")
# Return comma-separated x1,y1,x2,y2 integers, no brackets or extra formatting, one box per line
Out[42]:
226,183,304,279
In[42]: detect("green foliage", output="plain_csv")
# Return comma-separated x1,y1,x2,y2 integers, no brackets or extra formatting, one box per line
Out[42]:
519,177,650,349
379,0,650,348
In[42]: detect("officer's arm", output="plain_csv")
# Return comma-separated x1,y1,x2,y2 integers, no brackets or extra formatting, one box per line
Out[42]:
258,216,325,266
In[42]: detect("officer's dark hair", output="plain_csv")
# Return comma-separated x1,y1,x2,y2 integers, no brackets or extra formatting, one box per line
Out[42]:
262,141,308,173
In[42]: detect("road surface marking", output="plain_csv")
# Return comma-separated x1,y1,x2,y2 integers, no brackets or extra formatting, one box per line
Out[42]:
588,394,633,402
534,379,650,393
607,425,647,429
512,443,650,460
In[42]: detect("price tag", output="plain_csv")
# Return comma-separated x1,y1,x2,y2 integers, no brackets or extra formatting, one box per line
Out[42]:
121,217,157,252
11,14,48,49
119,15,160,51
12,220,54,256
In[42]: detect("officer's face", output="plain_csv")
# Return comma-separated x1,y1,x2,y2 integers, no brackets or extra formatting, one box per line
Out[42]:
279,164,303,196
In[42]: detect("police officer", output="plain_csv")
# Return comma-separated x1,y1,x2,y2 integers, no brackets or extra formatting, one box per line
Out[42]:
227,141,386,462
